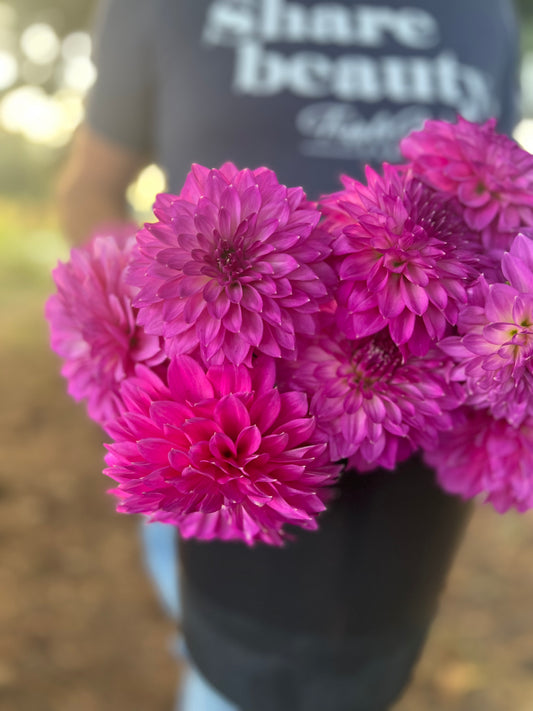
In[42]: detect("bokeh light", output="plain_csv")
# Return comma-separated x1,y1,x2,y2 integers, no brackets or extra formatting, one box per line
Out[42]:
61,31,92,61
0,84,83,146
514,118,533,153
127,164,167,216
0,49,17,90
61,55,96,93
20,22,60,66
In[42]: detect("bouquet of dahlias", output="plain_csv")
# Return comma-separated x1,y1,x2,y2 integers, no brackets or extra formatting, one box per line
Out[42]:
47,117,533,547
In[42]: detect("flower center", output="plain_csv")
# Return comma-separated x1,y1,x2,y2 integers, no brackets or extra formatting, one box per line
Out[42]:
349,332,402,386
213,239,246,282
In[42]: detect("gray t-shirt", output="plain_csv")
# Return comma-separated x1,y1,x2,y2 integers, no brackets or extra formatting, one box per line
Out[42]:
87,0,520,198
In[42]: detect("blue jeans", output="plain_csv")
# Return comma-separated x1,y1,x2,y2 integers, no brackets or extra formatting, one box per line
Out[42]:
140,520,239,711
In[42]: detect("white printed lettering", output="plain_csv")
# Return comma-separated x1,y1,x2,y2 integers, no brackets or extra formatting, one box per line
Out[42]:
289,52,332,97
233,41,285,94
309,5,354,45
261,0,308,42
334,56,382,102
434,52,461,106
205,0,442,48
203,1,496,161
202,2,255,45
394,8,439,48
381,56,435,104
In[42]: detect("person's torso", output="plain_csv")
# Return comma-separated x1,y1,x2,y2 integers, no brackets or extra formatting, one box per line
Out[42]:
152,0,519,196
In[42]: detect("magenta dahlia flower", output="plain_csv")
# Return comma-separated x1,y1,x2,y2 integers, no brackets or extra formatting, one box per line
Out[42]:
129,163,335,367
45,232,166,428
320,164,477,356
440,233,533,427
281,322,463,472
104,355,341,546
400,117,533,258
425,408,533,513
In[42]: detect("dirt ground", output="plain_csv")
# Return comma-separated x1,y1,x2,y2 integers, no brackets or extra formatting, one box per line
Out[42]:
2,262,533,711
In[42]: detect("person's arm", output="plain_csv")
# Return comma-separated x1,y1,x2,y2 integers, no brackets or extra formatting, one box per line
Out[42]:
56,124,147,244
56,0,156,244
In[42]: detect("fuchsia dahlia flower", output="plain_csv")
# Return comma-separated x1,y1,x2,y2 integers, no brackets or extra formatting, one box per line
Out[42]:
104,355,340,546
283,323,463,472
130,163,335,367
425,408,533,513
321,164,477,356
440,233,533,427
45,233,166,428
401,117,533,257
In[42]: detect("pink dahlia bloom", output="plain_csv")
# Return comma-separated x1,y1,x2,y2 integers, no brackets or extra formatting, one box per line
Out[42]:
104,355,341,546
320,164,477,356
130,163,335,366
46,232,166,428
400,117,533,258
282,323,463,472
440,233,533,427
425,408,533,513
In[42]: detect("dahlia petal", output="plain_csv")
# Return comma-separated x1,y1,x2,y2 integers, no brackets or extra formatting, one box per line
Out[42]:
223,331,250,364
389,309,415,345
341,308,386,340
257,325,282,358
241,310,264,346
339,252,381,280
366,263,389,293
260,297,282,327
425,280,448,310
209,431,237,460
241,285,263,313
363,396,387,423
240,185,262,217
226,281,243,304
420,306,446,341
377,278,406,319
439,336,471,359
210,292,231,319
464,200,501,231
509,232,533,269
275,417,316,448
168,355,215,403
457,180,490,207
136,438,173,464
278,391,310,422
205,170,228,204
223,303,243,333
265,253,300,277
219,187,241,237
400,279,429,316
485,284,516,322
197,313,222,344
236,425,262,457
183,291,206,324
260,432,290,455
150,401,192,428
250,389,282,432
482,322,516,346
502,253,533,294
215,394,250,438
203,280,223,303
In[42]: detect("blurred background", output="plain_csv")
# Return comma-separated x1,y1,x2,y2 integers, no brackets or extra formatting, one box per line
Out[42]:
2,1,533,710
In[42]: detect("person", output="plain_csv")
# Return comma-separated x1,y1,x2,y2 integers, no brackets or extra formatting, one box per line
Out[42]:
56,1,521,709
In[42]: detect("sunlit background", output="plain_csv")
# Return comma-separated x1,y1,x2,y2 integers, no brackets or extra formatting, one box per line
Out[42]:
2,2,533,711
0,0,166,282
